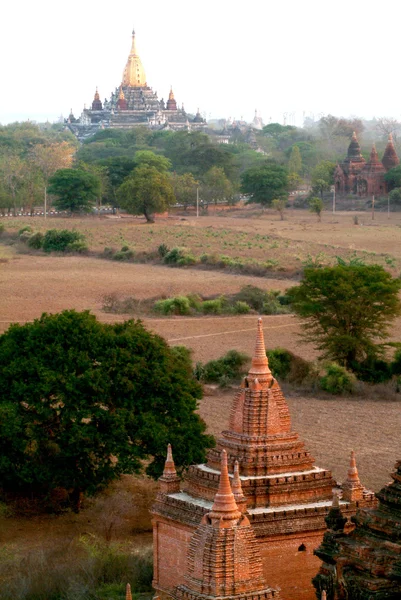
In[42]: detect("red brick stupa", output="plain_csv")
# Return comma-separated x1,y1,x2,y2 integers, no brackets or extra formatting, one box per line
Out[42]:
313,454,401,599
174,449,280,600
152,319,375,600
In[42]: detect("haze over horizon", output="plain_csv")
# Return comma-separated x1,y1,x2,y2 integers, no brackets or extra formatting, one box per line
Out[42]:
3,0,401,127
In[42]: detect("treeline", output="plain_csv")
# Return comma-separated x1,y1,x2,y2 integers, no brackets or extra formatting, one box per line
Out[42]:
2,115,401,217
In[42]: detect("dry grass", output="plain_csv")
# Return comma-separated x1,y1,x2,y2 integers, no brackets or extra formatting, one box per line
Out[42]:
3,209,401,273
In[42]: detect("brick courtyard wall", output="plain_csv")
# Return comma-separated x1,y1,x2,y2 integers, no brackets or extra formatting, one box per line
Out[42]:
153,518,193,594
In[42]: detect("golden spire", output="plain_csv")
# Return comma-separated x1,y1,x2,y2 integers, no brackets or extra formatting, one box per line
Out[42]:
247,318,272,383
209,450,241,525
122,28,147,87
119,86,125,100
168,87,175,100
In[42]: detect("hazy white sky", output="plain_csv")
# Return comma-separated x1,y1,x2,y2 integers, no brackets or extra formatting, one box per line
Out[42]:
2,0,400,126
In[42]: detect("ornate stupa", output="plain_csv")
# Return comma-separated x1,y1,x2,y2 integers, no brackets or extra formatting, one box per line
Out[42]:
335,131,400,197
152,319,375,600
313,455,401,599
382,133,400,171
67,27,206,140
122,28,147,87
174,450,280,600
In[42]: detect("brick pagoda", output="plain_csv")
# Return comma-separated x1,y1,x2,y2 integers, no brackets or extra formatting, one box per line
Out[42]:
173,449,280,600
152,319,375,600
334,132,399,197
313,456,401,599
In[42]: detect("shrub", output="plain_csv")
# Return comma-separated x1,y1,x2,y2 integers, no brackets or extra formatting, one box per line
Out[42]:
232,300,251,314
18,230,33,243
201,350,249,384
158,243,169,258
66,240,89,254
202,298,223,315
164,247,196,266
113,247,134,260
319,363,356,395
27,232,44,249
154,296,192,315
103,246,115,258
351,358,393,383
42,229,85,253
187,293,202,311
267,348,312,384
18,226,32,236
392,348,401,375
234,285,267,312
267,348,293,380
0,223,4,235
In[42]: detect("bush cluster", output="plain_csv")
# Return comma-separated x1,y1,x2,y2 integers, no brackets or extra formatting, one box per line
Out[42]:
0,223,5,235
163,246,196,266
195,350,249,387
267,348,313,384
18,228,88,253
152,286,290,317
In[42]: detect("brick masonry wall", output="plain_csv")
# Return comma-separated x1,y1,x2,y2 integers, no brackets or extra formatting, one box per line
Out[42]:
153,519,193,592
259,532,324,600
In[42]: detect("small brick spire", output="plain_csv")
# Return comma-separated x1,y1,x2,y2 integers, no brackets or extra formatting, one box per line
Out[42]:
163,443,177,478
232,460,247,512
126,583,132,600
382,132,400,171
158,444,181,494
209,450,241,525
247,318,272,384
342,450,365,502
325,492,347,532
321,591,327,600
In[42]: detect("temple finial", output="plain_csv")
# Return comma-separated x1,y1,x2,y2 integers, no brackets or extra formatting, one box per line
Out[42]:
126,583,132,600
352,131,357,140
348,450,360,483
209,450,241,523
389,133,393,142
247,318,272,383
321,591,327,600
332,490,340,508
232,460,247,512
163,443,177,478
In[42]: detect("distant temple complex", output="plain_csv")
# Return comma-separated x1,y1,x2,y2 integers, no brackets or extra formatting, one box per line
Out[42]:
66,28,206,140
334,132,399,197
152,319,376,600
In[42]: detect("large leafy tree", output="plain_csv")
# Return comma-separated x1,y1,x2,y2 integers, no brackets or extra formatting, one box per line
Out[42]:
48,168,101,213
29,142,74,215
385,165,401,190
240,161,288,206
311,160,335,198
171,172,198,210
0,311,213,507
288,265,401,369
118,164,175,222
201,166,233,206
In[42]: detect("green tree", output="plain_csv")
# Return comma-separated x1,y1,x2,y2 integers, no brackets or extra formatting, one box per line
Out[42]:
48,168,101,213
0,311,213,507
201,166,233,206
311,161,335,198
118,165,175,222
389,187,401,205
309,196,324,221
29,142,74,215
288,145,302,175
133,150,171,172
287,265,401,369
385,165,401,190
240,161,288,206
97,156,136,210
271,198,287,220
171,172,198,210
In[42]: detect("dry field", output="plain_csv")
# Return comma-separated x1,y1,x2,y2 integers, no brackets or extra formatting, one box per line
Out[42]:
2,208,401,556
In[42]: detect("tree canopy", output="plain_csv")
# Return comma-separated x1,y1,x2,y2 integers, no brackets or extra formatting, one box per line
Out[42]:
117,164,175,222
48,168,101,213
0,311,213,506
288,264,401,369
240,161,288,205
